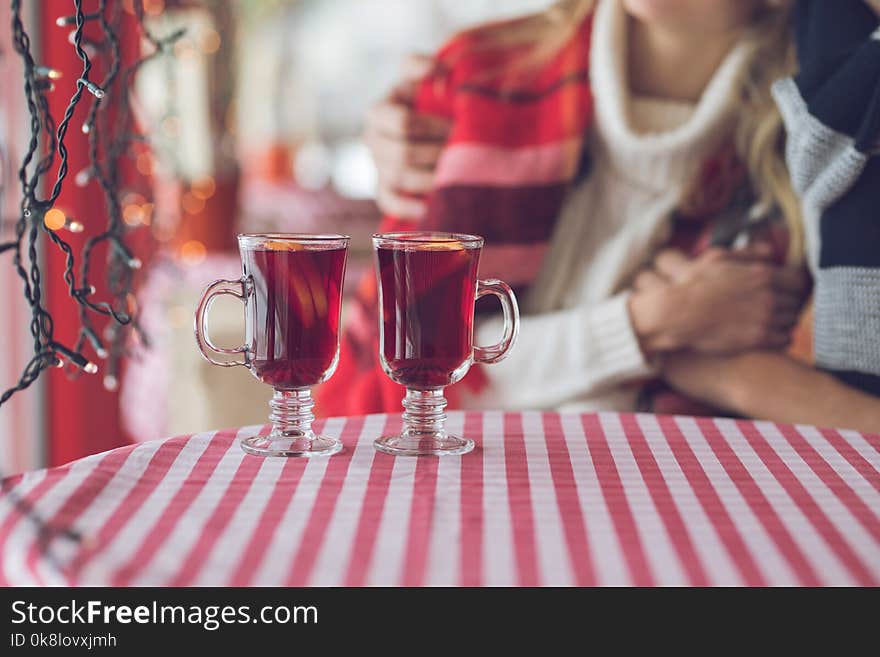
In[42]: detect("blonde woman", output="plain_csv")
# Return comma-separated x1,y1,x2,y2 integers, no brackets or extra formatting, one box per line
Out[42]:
323,0,880,432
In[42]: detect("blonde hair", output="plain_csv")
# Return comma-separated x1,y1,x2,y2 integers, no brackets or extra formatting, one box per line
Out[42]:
458,0,803,264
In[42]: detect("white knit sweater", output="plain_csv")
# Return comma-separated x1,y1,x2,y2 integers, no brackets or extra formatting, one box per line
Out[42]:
466,0,753,411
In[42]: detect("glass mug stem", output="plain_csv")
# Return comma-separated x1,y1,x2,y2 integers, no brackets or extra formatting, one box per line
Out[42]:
401,388,447,436
240,388,342,458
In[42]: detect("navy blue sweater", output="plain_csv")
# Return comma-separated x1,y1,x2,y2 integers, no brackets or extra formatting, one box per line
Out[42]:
772,0,880,395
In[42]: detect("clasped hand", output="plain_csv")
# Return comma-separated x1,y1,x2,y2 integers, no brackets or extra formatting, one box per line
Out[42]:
628,244,810,358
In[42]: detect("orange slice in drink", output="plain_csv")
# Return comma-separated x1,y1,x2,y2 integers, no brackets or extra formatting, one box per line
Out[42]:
264,240,304,251
419,240,465,251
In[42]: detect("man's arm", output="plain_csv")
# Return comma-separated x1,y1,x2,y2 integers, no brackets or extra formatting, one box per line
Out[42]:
770,0,880,396
662,351,880,433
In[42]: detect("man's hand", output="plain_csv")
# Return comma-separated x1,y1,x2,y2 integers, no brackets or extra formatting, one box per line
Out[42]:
628,246,810,356
364,54,452,219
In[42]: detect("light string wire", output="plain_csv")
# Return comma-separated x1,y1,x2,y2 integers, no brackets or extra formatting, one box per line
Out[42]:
0,0,184,569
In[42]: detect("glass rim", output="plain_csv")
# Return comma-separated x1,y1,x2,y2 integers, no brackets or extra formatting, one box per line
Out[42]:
372,231,483,248
238,233,350,249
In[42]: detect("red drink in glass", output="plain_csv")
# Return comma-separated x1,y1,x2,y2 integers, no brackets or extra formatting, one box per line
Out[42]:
195,233,349,458
376,243,479,388
244,245,346,389
372,232,519,457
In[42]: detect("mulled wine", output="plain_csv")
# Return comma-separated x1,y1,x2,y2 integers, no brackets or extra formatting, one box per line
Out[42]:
244,243,346,389
377,241,479,388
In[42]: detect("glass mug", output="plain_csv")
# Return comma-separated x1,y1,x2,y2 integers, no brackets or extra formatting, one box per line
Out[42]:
195,233,349,458
373,231,519,456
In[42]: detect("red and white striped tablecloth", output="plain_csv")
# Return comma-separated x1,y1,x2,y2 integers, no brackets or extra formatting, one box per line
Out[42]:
1,411,878,586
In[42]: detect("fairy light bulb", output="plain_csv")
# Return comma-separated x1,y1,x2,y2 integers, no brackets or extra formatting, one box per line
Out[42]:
57,13,99,27
44,208,66,231
34,66,62,80
44,208,84,233
180,240,206,266
75,168,91,187
83,362,98,375
191,176,216,200
78,78,105,99
103,374,118,391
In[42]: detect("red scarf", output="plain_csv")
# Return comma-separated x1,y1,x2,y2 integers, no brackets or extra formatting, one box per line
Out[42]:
317,13,787,417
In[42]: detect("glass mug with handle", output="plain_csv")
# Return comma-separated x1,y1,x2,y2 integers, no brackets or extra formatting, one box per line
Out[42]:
373,231,519,456
195,233,349,457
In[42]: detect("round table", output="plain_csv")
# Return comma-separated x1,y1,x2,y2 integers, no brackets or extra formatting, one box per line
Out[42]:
1,411,878,586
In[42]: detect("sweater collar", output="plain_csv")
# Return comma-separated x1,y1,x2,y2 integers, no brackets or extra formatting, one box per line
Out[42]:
590,0,754,192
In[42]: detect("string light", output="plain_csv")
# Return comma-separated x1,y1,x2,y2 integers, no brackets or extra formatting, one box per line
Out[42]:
140,202,154,225
190,175,216,199
53,343,98,374
113,239,142,269
181,191,205,214
180,240,206,266
0,0,185,564
43,208,85,233
78,78,105,99
34,66,63,80
74,167,91,186
56,12,100,27
82,326,107,359
122,203,144,225
135,151,154,175
43,208,66,231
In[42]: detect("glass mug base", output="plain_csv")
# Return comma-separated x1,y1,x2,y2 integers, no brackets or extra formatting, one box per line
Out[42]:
374,432,474,457
241,432,343,458
374,387,475,456
240,387,343,458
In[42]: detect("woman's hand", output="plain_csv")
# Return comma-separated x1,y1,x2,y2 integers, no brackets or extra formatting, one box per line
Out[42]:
628,246,809,357
364,54,452,219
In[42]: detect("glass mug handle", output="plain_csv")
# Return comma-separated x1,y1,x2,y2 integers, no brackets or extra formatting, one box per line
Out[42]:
194,278,248,367
474,278,520,364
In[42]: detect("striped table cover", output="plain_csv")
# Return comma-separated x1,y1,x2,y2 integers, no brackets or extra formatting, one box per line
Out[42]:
1,411,878,587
